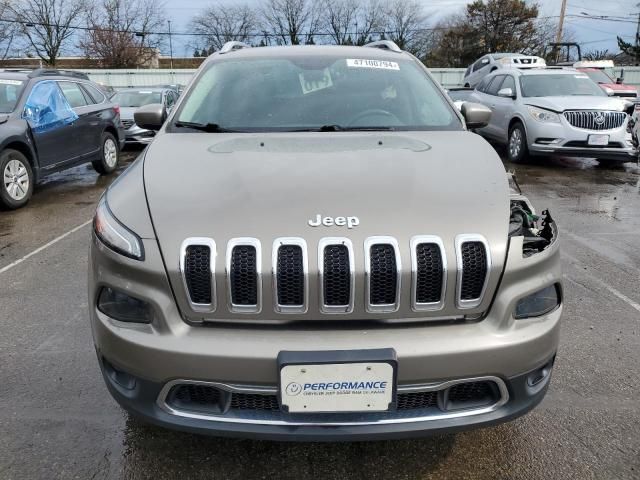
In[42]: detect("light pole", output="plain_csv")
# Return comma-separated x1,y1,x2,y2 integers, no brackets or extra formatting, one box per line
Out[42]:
168,20,174,70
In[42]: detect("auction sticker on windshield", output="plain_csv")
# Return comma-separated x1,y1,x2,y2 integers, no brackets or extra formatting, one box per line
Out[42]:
347,59,400,70
280,362,395,413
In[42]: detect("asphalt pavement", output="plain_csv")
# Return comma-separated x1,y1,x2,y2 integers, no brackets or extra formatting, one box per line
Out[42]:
1,148,639,480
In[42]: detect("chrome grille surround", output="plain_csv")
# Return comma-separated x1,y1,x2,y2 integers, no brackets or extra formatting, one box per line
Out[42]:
226,238,262,313
364,236,401,313
455,234,491,309
410,235,447,312
563,110,626,131
179,237,217,313
272,237,308,314
318,237,355,314
156,376,510,426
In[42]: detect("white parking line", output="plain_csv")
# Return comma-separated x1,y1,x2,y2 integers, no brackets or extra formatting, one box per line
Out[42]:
0,219,92,275
563,252,640,314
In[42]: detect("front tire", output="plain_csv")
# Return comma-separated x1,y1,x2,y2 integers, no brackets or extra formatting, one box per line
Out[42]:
92,132,119,175
507,122,528,163
0,149,34,210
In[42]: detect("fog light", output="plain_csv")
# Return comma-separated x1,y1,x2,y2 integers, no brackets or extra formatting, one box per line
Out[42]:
515,284,560,319
97,287,153,323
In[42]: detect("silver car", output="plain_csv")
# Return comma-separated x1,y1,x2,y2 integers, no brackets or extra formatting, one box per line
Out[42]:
111,87,179,144
471,68,636,164
463,53,546,88
89,41,561,441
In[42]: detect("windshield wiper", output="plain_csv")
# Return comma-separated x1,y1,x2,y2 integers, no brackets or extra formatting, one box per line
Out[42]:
291,125,395,132
173,121,239,133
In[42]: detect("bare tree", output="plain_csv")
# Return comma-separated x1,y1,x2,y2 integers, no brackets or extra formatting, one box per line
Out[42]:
383,0,428,55
0,1,18,59
10,0,86,66
322,0,358,45
261,0,321,45
353,0,384,45
190,3,258,52
79,0,165,68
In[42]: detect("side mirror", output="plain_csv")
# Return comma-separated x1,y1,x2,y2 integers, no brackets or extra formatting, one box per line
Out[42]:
616,77,623,85
461,102,492,129
134,103,165,131
497,87,515,99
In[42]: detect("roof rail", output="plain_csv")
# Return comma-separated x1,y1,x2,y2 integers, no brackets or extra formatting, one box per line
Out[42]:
219,41,251,54
363,40,402,53
27,69,89,80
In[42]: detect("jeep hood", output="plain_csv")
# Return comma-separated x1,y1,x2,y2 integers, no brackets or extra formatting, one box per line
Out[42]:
526,96,628,113
143,131,510,321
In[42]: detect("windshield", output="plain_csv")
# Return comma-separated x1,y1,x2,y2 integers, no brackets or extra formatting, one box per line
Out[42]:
174,54,459,131
0,79,25,113
520,74,605,97
582,69,613,84
112,90,162,107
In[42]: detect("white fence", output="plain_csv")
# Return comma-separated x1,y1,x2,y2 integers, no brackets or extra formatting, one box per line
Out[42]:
77,67,640,89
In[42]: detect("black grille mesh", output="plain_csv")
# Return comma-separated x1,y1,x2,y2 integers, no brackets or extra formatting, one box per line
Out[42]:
448,381,493,403
323,245,351,306
415,243,444,304
171,384,220,407
369,244,398,305
230,393,280,411
230,245,258,306
460,242,488,301
276,245,304,306
184,245,212,304
397,391,438,410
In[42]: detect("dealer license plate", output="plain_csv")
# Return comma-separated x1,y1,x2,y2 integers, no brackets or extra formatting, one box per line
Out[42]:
280,361,395,413
587,134,609,146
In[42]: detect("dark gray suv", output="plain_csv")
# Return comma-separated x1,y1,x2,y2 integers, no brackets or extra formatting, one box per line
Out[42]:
0,69,124,209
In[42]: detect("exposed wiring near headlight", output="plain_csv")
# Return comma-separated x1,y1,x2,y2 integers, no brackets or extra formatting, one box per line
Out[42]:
509,201,555,257
94,195,145,260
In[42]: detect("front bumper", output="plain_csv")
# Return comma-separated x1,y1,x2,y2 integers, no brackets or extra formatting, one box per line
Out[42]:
89,228,562,439
124,126,155,144
526,117,636,161
98,354,555,441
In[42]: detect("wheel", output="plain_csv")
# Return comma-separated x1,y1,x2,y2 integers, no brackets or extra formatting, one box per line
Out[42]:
0,149,34,210
507,122,528,163
92,132,119,175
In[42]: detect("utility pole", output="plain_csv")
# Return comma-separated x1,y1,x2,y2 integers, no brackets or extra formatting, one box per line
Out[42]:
555,0,567,44
168,20,174,70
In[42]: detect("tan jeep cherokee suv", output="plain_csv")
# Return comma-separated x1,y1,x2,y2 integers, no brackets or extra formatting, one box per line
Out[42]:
89,41,561,441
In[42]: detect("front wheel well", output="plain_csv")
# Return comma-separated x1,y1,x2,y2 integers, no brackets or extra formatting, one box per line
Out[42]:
2,141,36,173
508,117,524,133
103,126,119,145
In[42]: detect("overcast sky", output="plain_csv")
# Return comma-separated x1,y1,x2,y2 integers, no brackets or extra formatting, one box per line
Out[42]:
161,0,638,57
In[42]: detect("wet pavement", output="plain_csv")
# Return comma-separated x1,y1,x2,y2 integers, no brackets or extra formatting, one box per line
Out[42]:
1,149,639,479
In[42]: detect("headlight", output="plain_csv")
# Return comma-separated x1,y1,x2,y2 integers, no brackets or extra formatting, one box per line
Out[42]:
515,284,560,319
527,106,560,123
94,195,144,260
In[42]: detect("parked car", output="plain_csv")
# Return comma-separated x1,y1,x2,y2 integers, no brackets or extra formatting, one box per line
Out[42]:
573,61,638,99
470,68,636,164
0,68,124,209
111,87,179,144
89,40,561,441
446,87,475,109
463,53,546,88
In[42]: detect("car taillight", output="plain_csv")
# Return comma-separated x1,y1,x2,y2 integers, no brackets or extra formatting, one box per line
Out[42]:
113,104,120,116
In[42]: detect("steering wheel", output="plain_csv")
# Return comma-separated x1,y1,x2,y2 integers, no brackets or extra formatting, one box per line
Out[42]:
346,109,401,127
